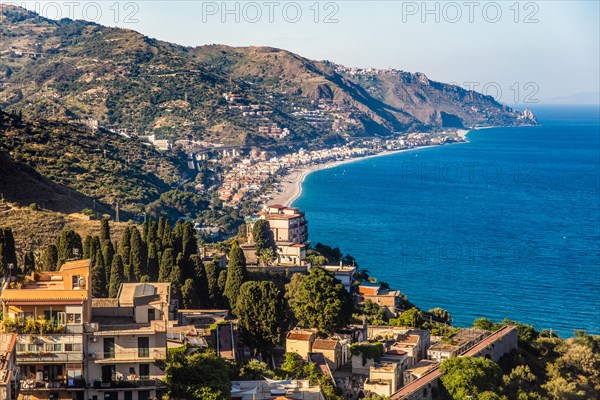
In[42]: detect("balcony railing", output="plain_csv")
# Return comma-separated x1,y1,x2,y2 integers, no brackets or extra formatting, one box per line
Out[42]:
92,348,166,362
19,379,86,390
93,378,165,389
17,352,84,363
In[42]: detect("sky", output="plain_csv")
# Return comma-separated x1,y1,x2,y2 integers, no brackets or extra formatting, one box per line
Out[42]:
16,0,600,104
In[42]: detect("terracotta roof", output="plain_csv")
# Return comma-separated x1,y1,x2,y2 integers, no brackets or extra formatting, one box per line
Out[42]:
312,338,339,350
286,331,315,341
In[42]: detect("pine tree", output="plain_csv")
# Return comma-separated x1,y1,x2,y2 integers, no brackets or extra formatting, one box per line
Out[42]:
147,243,159,281
158,248,174,282
224,241,247,310
92,248,107,297
108,254,125,298
130,228,147,281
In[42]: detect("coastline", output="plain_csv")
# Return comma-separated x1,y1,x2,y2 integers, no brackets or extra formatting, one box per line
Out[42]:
269,129,472,207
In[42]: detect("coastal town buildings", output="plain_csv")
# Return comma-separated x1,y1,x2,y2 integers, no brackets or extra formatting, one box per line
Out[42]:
322,264,357,292
0,260,92,400
87,282,171,400
356,283,403,318
427,328,488,361
0,334,18,400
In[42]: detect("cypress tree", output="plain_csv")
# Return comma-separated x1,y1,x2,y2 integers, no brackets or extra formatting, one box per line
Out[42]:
90,236,101,265
0,227,17,274
23,251,35,275
171,253,185,304
101,241,115,282
205,262,219,308
224,241,247,310
191,255,209,307
158,248,174,282
42,244,59,271
55,230,83,267
118,226,132,271
181,278,200,309
217,269,228,308
92,248,107,297
100,218,111,242
83,235,92,259
147,242,159,281
157,218,166,248
130,228,147,281
182,221,197,262
108,254,125,298
162,222,173,249
172,220,184,255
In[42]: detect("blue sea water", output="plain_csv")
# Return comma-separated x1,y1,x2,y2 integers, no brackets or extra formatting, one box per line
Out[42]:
294,105,600,338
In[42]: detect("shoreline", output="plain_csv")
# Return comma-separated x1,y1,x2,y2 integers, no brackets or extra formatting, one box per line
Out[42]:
269,129,472,206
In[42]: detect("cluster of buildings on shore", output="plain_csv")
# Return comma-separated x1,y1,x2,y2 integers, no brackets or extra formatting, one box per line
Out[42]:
0,203,518,400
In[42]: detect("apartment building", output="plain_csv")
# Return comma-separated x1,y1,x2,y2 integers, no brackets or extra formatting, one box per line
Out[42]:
260,205,308,244
86,283,172,400
0,334,18,400
0,260,92,400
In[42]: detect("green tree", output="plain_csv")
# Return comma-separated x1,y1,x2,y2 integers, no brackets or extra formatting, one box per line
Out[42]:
181,221,198,261
181,278,199,309
159,248,175,282
171,253,185,303
101,240,115,283
217,269,228,308
147,242,159,281
100,218,111,242
91,248,107,297
288,267,353,334
440,356,504,399
130,227,147,281
234,281,286,356
41,244,59,271
390,307,423,328
83,235,92,259
252,219,277,265
108,254,125,298
164,351,231,399
23,251,35,275
0,227,18,274
55,229,83,267
118,226,132,272
224,241,247,310
205,262,220,308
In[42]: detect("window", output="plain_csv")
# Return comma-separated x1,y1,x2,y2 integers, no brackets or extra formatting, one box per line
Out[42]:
66,313,82,324
138,337,149,358
65,343,82,352
139,363,150,379
124,392,132,400
18,312,34,320
147,308,155,321
103,338,115,359
45,344,62,352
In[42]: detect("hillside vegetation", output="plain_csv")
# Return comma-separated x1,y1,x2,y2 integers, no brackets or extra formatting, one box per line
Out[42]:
1,5,536,145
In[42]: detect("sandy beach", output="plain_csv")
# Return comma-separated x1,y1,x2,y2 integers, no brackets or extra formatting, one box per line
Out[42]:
268,129,474,207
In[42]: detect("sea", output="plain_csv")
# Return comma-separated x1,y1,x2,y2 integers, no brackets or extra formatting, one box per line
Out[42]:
293,105,600,338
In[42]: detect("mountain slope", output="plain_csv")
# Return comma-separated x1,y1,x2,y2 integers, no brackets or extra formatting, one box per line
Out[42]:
0,5,536,146
0,109,187,211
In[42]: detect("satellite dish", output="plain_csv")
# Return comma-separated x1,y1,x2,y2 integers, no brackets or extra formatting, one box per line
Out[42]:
78,277,86,289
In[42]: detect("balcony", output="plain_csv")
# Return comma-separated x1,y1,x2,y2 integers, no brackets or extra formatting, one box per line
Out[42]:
16,333,84,363
93,378,165,389
19,378,86,391
92,348,167,363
